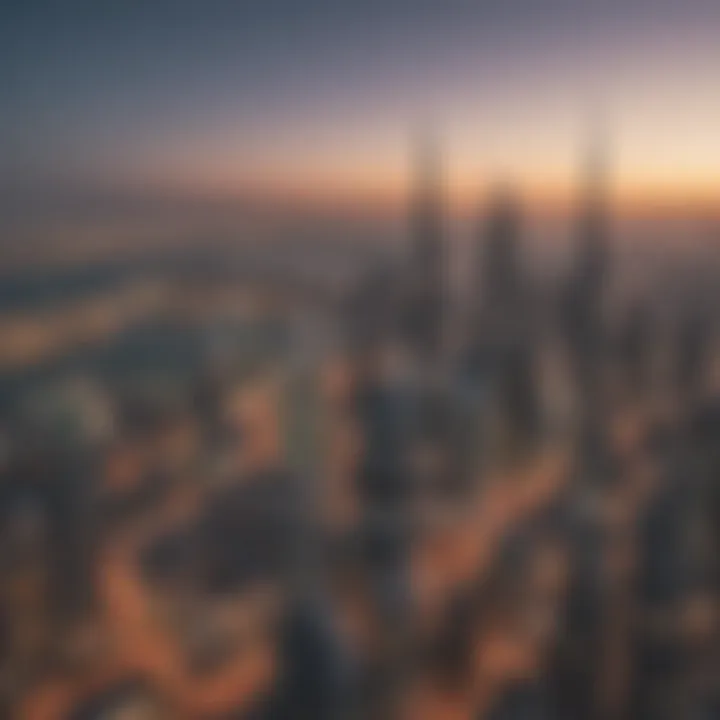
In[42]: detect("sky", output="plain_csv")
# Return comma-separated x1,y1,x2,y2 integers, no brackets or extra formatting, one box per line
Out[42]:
2,0,720,212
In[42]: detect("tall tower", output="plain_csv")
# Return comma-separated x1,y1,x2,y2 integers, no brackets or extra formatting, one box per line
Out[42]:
565,134,612,468
404,137,444,363
576,134,610,318
564,136,611,370
472,189,538,461
479,188,522,326
465,187,525,372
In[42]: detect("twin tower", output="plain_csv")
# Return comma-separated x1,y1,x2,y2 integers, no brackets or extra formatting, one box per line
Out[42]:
402,137,610,374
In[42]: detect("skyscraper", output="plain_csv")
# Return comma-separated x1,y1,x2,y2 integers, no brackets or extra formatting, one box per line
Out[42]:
565,136,610,399
465,187,524,373
478,188,522,322
466,189,539,462
563,136,613,473
403,137,445,364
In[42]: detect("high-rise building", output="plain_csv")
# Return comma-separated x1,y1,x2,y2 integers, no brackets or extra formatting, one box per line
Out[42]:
564,137,611,400
465,187,525,370
563,137,613,472
477,189,522,323
402,138,445,363
466,189,539,462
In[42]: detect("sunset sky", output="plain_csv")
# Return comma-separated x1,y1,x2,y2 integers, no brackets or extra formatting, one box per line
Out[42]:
2,0,720,212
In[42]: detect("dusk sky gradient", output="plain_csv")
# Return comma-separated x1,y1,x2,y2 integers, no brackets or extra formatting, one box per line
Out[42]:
2,0,720,209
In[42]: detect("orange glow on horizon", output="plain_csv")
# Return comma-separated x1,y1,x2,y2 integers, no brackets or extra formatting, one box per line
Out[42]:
138,167,719,222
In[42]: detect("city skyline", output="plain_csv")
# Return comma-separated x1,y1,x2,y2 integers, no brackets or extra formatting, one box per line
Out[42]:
2,0,720,217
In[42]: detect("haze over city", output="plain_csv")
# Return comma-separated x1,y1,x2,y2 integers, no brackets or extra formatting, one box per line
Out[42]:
3,0,720,213
0,2,719,719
